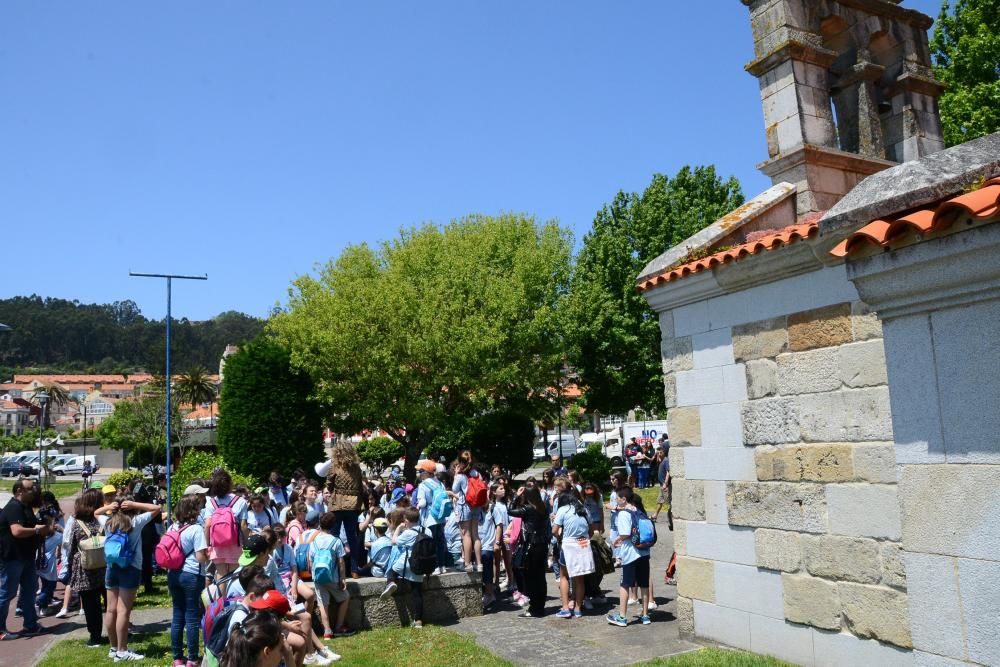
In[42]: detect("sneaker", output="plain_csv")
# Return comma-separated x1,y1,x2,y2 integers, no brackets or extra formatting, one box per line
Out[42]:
319,649,341,663
304,654,320,665
647,600,658,610
78,608,86,616
87,640,104,648
114,650,145,662
0,632,20,641
665,577,677,586
582,599,594,611
640,614,652,625
108,649,117,659
517,595,530,608
54,609,69,619
573,609,583,618
627,598,639,605
607,612,628,627
556,609,572,619
380,582,397,601
333,626,355,638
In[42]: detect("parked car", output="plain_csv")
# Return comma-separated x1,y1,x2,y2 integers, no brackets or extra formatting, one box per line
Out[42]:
51,455,99,476
1,455,29,477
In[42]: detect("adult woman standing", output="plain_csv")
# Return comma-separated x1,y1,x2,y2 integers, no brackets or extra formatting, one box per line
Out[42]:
324,441,365,577
507,485,550,618
67,489,106,648
448,451,482,572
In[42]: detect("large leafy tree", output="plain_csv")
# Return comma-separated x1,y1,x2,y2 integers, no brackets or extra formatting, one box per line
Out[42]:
931,0,1000,146
216,337,323,481
270,213,572,481
564,166,743,415
95,394,183,468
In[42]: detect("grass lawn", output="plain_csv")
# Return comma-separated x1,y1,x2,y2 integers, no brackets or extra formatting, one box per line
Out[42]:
46,480,86,498
639,647,796,667
133,573,171,610
636,485,665,513
39,625,512,667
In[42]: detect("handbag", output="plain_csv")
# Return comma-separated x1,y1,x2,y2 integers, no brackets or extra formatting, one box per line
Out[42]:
77,521,107,570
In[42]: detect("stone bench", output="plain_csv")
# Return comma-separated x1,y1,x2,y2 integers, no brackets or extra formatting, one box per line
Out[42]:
343,571,483,629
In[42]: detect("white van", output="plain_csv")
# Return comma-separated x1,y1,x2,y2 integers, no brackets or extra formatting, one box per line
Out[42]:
52,455,98,476
533,435,577,461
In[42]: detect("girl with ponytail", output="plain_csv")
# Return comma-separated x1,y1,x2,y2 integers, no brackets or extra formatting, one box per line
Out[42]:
220,611,284,667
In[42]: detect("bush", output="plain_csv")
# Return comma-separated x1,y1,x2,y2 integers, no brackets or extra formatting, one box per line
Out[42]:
105,469,144,492
170,451,257,509
356,437,403,477
569,444,612,487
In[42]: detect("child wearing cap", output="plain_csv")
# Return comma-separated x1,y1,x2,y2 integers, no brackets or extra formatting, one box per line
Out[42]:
358,518,392,577
378,507,426,628
310,512,353,640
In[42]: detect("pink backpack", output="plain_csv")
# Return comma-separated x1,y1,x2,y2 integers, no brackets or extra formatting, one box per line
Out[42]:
209,497,239,548
155,524,190,570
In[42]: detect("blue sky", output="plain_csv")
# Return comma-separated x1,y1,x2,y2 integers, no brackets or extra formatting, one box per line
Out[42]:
0,1,942,321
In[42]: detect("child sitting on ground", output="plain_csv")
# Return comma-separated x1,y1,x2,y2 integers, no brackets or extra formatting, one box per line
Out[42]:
379,507,427,628
309,512,354,640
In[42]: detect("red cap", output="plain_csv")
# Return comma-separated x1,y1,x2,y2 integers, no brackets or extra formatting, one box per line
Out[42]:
248,589,291,616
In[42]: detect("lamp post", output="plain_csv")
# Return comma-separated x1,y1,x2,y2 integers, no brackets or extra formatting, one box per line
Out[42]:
129,271,207,522
81,403,88,468
36,390,49,486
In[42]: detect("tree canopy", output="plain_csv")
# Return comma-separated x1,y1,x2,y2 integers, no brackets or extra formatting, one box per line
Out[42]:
564,166,743,415
95,394,183,468
931,0,1000,146
215,337,323,481
270,213,572,480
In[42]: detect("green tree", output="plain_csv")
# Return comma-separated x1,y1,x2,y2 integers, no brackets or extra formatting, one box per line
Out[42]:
931,0,1000,146
564,167,743,415
216,337,323,481
174,367,217,407
33,382,70,428
355,437,404,477
95,395,183,468
271,213,572,481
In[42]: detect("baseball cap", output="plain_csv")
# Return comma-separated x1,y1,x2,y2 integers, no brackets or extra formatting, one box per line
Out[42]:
416,459,436,474
435,463,446,474
101,484,117,494
90,481,104,489
248,589,291,616
184,484,209,495
373,517,389,529
239,534,270,567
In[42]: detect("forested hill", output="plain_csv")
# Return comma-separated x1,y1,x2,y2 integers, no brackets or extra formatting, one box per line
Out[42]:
0,296,265,376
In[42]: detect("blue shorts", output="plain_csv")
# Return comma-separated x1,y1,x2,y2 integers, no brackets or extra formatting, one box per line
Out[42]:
620,556,650,589
106,564,141,590
453,503,472,522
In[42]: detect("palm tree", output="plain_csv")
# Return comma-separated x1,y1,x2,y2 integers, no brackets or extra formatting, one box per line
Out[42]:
33,381,70,429
175,366,218,428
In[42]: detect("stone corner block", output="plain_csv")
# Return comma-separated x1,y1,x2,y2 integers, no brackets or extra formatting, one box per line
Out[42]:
676,595,695,637
838,339,889,388
755,528,802,572
677,557,715,603
733,316,789,362
755,443,855,482
668,406,701,447
727,481,828,533
788,302,852,352
838,582,912,649
782,573,842,630
802,534,881,584
673,479,707,521
662,334,695,374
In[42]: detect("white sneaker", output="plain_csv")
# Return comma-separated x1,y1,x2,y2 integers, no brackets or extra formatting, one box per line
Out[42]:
108,649,116,659
114,650,145,662
582,599,594,610
627,598,639,605
78,608,86,616
320,648,341,663
304,653,321,665
647,600,658,610
54,609,69,619
380,581,397,600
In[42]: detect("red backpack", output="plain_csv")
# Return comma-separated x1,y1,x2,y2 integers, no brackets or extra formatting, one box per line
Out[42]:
465,474,488,508
155,524,191,570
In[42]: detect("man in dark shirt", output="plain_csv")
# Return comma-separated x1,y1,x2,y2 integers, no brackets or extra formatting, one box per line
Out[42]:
0,478,54,640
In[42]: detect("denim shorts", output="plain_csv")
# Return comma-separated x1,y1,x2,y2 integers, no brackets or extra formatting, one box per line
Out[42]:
106,564,141,590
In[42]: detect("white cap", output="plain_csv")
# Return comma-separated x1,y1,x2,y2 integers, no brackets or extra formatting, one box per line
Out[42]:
435,463,446,473
314,460,332,478
183,484,209,495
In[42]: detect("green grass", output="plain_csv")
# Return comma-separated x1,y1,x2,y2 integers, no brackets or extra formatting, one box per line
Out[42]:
39,625,512,667
636,485,665,513
46,480,86,498
133,573,171,610
637,648,796,667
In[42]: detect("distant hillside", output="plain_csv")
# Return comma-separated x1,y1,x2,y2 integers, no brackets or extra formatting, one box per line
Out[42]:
0,295,265,377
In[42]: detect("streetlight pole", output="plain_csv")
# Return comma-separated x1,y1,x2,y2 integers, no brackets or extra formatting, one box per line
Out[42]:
81,403,88,468
129,271,207,522
36,390,49,487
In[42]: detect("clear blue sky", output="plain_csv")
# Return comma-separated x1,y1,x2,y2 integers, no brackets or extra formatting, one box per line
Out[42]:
0,1,942,321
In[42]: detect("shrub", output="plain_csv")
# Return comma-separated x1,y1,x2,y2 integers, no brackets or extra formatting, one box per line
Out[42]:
105,469,144,492
569,444,612,487
170,450,257,509
356,437,403,477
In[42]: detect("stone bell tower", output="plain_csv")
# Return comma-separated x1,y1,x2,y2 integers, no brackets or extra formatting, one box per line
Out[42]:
741,0,945,216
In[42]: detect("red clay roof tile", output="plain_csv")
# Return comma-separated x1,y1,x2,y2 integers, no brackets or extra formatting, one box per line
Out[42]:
831,177,1000,258
636,221,819,292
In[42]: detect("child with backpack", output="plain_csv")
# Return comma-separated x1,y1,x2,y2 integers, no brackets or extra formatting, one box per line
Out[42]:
309,512,353,640
447,451,485,572
247,494,278,534
203,469,250,581
415,459,451,574
217,608,285,667
607,487,654,627
160,495,209,667
96,493,161,662
378,507,428,628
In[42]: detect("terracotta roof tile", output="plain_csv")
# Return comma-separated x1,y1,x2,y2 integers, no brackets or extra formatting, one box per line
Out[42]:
637,222,819,292
1,400,25,410
831,178,1000,258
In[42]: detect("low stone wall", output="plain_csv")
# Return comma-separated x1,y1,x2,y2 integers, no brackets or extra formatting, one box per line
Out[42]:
344,571,483,629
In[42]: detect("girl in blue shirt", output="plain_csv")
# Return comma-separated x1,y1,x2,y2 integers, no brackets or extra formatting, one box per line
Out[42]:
607,487,652,627
166,496,209,666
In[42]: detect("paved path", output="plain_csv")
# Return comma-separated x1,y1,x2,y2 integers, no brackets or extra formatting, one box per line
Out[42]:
455,520,700,666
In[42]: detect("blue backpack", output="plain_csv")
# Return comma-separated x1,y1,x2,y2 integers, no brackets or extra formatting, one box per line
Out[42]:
104,531,132,568
429,480,453,522
628,510,657,550
312,546,335,585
